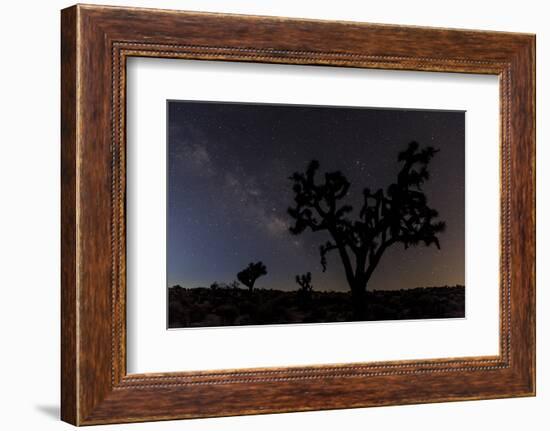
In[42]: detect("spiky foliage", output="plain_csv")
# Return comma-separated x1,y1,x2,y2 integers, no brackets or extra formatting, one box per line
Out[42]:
237,261,267,292
295,272,313,293
287,141,445,318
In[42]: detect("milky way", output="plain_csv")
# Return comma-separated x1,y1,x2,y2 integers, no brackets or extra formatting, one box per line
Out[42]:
167,101,465,292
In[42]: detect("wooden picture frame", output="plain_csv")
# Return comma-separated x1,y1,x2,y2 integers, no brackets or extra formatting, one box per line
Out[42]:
61,4,535,425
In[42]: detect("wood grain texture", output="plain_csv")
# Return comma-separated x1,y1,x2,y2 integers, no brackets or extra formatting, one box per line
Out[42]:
60,4,535,425
60,5,78,425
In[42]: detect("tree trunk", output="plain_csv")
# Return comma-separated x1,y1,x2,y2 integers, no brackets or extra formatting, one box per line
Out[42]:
351,284,368,320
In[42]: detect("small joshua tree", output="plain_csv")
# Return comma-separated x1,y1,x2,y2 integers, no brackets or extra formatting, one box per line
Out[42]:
295,272,313,294
295,272,314,306
287,141,445,319
237,261,267,291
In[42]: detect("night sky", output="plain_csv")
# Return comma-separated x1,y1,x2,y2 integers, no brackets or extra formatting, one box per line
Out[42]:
167,101,465,292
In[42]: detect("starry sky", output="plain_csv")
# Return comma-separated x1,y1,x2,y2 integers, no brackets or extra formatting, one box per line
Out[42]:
167,101,465,292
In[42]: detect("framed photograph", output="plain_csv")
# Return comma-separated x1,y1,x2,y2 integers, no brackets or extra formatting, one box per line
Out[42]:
61,4,535,425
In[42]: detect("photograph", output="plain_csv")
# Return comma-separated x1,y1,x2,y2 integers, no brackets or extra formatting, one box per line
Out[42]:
53,4,536,425
167,100,465,328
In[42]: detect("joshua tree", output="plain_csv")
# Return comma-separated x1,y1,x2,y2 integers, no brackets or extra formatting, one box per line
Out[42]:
295,272,314,306
237,261,267,291
295,272,313,294
287,141,445,319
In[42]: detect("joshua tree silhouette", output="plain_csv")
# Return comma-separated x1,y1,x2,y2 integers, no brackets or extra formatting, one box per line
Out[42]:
295,271,314,306
237,261,267,291
295,272,313,293
288,141,445,319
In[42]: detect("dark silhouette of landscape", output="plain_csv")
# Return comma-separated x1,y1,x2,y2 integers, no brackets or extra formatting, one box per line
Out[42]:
167,138,464,329
168,284,465,328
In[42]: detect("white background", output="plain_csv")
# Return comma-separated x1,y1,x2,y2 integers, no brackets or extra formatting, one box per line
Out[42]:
0,0,547,430
127,59,500,373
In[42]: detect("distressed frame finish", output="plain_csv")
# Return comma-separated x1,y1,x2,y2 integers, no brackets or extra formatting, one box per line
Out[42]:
61,4,535,426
